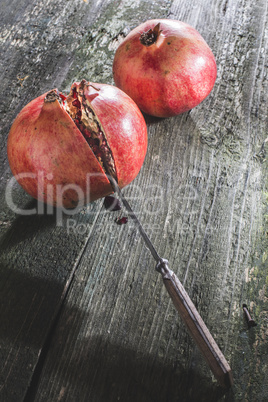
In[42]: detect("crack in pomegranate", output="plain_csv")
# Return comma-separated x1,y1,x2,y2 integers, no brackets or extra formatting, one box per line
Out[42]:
63,82,117,181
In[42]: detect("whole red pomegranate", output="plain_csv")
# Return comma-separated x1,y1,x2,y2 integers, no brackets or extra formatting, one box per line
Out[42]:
113,19,217,117
7,80,147,208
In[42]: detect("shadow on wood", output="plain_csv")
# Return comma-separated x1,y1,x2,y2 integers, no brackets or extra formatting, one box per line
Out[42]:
0,265,63,400
25,301,235,402
53,335,233,401
0,200,58,252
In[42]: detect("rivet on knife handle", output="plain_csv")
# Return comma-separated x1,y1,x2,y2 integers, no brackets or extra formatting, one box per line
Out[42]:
156,259,233,388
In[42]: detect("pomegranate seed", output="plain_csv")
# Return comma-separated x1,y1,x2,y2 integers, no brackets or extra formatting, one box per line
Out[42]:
104,195,121,211
115,216,128,225
72,99,81,108
59,93,67,102
87,138,95,146
91,145,98,153
72,88,77,98
83,129,91,138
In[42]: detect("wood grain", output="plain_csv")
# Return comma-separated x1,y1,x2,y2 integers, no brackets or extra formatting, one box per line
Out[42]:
0,0,267,401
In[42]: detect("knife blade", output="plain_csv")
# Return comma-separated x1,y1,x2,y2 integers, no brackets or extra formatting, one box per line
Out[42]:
107,176,233,388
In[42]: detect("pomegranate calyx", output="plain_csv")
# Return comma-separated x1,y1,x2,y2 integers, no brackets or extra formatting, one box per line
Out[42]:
140,23,162,47
44,89,61,103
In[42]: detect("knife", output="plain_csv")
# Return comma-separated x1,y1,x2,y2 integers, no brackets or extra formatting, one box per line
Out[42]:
107,176,233,388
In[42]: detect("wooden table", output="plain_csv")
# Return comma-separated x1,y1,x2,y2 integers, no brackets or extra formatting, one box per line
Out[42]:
1,0,267,401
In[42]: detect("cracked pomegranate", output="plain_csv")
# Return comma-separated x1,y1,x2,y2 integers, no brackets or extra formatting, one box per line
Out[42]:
113,19,217,117
7,80,147,208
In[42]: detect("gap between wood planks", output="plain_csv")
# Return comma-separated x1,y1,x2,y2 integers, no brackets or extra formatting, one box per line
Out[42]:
23,205,104,402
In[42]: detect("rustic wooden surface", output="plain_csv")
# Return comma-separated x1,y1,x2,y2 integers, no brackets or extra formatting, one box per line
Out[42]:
0,0,267,401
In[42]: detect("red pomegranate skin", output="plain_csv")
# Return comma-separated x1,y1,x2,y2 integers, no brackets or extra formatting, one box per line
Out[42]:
113,19,217,117
77,82,146,190
7,81,147,208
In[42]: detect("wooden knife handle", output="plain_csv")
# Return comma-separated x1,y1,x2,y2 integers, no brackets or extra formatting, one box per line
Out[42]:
157,261,233,388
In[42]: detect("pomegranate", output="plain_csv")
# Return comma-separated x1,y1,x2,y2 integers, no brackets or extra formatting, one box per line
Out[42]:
7,80,147,208
113,19,217,117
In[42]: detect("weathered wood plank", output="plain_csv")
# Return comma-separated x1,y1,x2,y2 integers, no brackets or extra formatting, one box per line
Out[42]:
0,0,174,401
25,0,267,401
0,0,267,401
0,1,122,401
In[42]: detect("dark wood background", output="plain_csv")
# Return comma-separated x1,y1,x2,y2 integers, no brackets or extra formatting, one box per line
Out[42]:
0,0,267,401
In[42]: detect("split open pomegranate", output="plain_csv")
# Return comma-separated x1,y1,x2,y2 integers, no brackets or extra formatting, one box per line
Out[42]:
7,80,147,208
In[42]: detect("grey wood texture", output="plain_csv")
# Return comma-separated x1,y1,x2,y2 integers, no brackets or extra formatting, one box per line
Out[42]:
0,0,267,401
